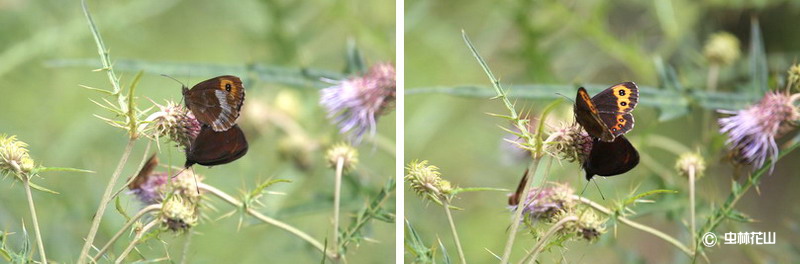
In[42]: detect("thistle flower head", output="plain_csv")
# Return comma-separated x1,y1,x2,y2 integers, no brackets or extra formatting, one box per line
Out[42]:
405,160,453,202
704,32,741,66
325,142,359,172
788,64,800,90
145,100,201,149
555,210,606,242
544,122,593,163
675,152,706,180
129,155,202,204
320,63,396,142
513,183,576,221
0,135,35,179
718,91,800,172
160,194,199,231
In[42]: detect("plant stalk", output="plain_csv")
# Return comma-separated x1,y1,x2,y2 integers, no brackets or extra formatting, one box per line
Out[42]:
442,199,467,264
78,139,135,263
199,183,337,261
500,159,541,263
522,216,578,264
114,219,158,263
91,204,162,262
333,157,344,261
23,177,47,264
689,166,697,251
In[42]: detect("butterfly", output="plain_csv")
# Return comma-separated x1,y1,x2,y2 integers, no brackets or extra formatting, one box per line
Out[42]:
185,124,249,168
574,82,638,142
574,82,640,180
182,75,245,132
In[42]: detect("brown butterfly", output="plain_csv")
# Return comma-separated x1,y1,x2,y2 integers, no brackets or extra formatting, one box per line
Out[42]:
185,124,248,168
574,82,640,180
183,75,245,132
574,82,638,142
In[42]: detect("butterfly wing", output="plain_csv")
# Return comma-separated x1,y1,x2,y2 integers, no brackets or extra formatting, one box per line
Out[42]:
574,87,615,142
183,76,245,132
508,168,530,206
185,124,249,167
590,82,638,137
582,135,639,180
129,153,159,190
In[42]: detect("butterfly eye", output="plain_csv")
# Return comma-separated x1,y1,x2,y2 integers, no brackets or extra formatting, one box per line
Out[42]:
225,83,232,91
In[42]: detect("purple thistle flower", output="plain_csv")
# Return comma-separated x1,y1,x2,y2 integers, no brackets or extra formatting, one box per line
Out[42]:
718,91,800,173
128,154,168,204
510,183,575,221
145,100,201,149
320,63,396,142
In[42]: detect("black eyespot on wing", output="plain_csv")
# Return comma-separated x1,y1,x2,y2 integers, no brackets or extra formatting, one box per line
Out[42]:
225,83,232,91
620,102,627,106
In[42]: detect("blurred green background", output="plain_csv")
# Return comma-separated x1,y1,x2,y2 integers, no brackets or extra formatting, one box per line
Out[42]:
405,0,799,263
0,0,394,262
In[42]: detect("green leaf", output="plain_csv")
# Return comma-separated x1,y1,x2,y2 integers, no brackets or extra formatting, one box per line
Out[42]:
115,196,131,221
35,166,94,174
437,238,452,264
404,219,435,264
623,189,678,207
450,187,509,195
748,18,768,95
725,209,754,223
345,39,366,75
248,178,292,198
28,182,59,194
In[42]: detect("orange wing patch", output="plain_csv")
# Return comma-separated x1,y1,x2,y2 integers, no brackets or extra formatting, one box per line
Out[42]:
611,84,633,112
219,78,236,92
613,114,626,131
578,89,598,113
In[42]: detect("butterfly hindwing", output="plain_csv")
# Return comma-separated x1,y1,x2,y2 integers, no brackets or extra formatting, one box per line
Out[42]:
590,82,638,114
582,136,639,180
185,124,249,167
598,112,634,137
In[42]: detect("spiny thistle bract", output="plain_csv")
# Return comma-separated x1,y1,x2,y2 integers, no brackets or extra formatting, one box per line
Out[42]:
0,135,35,180
513,183,577,221
544,122,593,163
405,160,452,202
703,31,741,66
144,100,201,149
675,152,706,180
160,194,199,232
325,142,359,172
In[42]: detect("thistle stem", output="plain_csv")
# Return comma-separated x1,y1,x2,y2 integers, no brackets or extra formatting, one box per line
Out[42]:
332,157,344,261
199,183,337,261
78,139,136,263
500,159,541,263
114,219,158,263
689,166,697,251
91,204,162,262
442,199,467,264
573,195,693,257
522,216,578,264
23,177,47,264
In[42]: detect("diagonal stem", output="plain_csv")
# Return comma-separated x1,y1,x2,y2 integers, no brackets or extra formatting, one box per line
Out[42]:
442,199,467,264
23,177,47,264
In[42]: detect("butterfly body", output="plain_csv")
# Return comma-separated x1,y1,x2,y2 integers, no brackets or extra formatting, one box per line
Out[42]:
183,75,245,132
574,82,640,179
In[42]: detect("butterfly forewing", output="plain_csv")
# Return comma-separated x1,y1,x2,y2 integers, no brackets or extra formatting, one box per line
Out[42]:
590,82,638,114
574,87,615,142
183,76,245,132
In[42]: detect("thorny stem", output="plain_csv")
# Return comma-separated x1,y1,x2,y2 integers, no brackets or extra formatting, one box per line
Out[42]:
573,195,696,258
23,177,47,264
199,183,337,261
500,159,541,263
442,199,467,264
522,216,579,264
332,157,344,261
79,139,136,263
114,219,158,263
91,204,162,262
689,166,697,251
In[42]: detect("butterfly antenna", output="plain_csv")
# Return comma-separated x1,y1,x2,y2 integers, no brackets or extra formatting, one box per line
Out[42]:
554,92,575,103
579,180,591,197
161,74,188,105
170,167,189,180
593,180,606,200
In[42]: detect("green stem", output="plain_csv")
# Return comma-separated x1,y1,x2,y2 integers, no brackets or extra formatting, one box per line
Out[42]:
114,219,158,263
180,230,193,264
333,157,344,261
442,199,467,264
574,195,694,257
23,177,47,264
500,159,541,263
200,183,337,261
689,167,697,251
91,204,162,262
522,216,578,264
78,139,136,263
